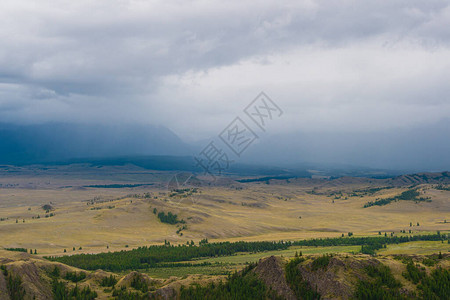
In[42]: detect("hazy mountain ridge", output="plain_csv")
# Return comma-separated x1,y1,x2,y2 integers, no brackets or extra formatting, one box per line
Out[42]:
0,123,191,164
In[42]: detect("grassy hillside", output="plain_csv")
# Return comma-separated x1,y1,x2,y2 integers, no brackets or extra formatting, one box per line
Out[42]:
0,172,449,256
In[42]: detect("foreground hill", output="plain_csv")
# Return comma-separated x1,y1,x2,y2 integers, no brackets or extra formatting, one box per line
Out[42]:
1,249,448,299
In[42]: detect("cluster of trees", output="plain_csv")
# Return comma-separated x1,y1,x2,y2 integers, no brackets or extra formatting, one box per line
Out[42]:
152,208,185,225
354,264,403,299
179,263,276,300
364,188,430,208
84,183,148,188
64,271,87,283
130,274,148,293
311,254,331,271
176,225,187,235
168,188,198,198
4,247,27,252
48,234,447,271
402,260,450,298
418,267,450,299
157,211,183,225
52,279,97,300
111,286,150,299
292,233,445,250
1,265,26,300
285,257,321,299
42,204,53,211
349,186,394,197
100,275,118,287
47,241,290,271
435,184,450,191
403,261,426,284
31,213,55,219
361,243,387,255
48,266,96,299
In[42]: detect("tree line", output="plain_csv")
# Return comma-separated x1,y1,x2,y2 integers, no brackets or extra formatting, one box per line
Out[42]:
46,241,290,271
46,233,446,271
292,233,445,249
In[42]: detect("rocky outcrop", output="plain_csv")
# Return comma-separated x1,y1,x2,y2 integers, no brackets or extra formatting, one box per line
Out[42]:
252,256,296,300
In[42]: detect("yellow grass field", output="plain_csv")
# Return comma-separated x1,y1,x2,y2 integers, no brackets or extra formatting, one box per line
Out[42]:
1,170,449,256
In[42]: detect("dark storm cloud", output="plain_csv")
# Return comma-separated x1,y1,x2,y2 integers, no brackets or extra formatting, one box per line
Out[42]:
0,0,449,143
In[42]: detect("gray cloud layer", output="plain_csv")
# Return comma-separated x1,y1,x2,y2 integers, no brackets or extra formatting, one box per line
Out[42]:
1,1,449,165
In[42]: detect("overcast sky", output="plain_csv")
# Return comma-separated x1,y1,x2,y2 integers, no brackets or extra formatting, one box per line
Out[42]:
1,0,450,142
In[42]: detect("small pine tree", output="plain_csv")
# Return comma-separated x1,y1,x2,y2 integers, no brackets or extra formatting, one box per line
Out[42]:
34,249,37,254
64,249,66,253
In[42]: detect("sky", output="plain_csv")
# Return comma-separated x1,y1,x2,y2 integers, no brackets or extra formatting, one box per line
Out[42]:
0,0,449,170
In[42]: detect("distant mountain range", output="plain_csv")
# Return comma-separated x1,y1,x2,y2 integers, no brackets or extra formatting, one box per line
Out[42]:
0,123,191,164
0,122,448,177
